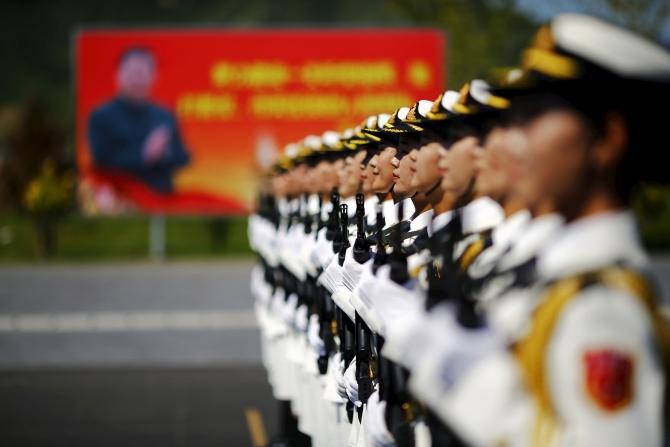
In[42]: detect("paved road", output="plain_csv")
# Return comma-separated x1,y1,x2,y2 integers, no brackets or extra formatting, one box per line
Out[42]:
0,366,278,447
0,261,260,368
0,257,669,446
0,261,280,447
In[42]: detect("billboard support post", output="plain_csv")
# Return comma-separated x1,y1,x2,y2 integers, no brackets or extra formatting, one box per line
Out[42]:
149,215,166,262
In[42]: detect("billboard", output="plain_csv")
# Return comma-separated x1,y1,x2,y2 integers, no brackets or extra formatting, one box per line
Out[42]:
75,29,445,215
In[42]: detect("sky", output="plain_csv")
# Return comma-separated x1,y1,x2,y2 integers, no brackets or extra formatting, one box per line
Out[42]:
514,0,670,44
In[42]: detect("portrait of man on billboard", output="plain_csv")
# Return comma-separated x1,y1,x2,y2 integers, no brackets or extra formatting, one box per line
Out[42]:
87,47,190,194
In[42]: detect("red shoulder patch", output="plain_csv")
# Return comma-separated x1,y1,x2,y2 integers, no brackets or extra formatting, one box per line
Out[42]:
583,349,634,412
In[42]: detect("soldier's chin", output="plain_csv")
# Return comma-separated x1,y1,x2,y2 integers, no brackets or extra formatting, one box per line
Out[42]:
392,184,407,198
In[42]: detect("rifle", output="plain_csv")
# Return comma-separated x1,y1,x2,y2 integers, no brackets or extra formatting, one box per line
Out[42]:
317,284,336,374
372,201,392,414
338,203,349,266
302,193,312,235
425,211,462,310
326,188,340,243
372,203,387,273
353,194,371,264
385,200,419,443
389,200,409,285
315,196,344,375
337,203,356,423
316,194,324,239
353,193,373,418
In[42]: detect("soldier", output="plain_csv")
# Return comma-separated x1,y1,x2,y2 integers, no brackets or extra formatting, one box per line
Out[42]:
358,105,432,447
503,15,670,446
394,101,436,248
407,13,670,447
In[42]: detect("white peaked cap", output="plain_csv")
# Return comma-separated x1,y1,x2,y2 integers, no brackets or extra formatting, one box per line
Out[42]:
470,80,494,105
397,107,411,120
416,100,433,117
441,90,460,112
552,13,670,81
321,131,341,147
303,135,322,150
284,143,299,158
377,113,391,128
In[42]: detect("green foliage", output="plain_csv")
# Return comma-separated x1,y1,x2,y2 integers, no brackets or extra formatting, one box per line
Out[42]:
634,185,670,250
0,214,252,262
386,0,537,87
0,100,67,211
24,160,74,215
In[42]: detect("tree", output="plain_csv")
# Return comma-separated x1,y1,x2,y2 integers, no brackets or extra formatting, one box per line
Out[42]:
387,0,537,88
583,0,669,40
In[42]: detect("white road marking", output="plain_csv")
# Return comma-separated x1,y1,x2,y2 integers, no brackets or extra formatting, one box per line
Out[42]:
0,310,258,333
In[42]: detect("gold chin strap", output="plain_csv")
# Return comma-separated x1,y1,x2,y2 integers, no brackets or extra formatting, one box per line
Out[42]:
425,111,449,120
486,94,511,110
522,47,580,80
458,236,487,273
453,83,475,115
361,132,381,142
512,267,670,447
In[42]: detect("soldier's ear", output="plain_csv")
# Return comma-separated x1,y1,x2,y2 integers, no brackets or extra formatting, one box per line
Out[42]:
591,112,628,173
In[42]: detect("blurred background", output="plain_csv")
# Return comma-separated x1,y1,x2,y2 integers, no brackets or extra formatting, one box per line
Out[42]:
1,1,669,446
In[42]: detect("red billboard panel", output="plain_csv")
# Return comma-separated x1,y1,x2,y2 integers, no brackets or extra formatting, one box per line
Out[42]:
75,29,445,215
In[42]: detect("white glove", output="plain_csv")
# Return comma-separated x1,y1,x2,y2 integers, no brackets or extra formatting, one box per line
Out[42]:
410,303,503,380
280,293,299,327
407,307,504,406
341,247,366,291
331,287,356,322
300,234,318,278
344,358,362,407
364,390,395,447
250,265,272,307
320,257,343,294
335,355,348,401
270,288,284,316
294,304,309,332
265,290,288,340
307,314,326,356
283,229,307,282
408,350,524,447
387,303,456,370
351,261,384,334
313,227,336,270
323,352,347,404
265,235,280,268
367,265,424,339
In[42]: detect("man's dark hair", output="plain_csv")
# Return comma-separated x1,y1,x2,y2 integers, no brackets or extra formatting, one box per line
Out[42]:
118,47,156,68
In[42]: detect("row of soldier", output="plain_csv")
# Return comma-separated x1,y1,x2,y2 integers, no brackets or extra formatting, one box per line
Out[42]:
248,14,670,447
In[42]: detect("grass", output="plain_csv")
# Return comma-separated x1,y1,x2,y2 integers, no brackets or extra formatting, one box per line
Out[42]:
0,213,253,263
2,190,670,263
634,186,670,252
